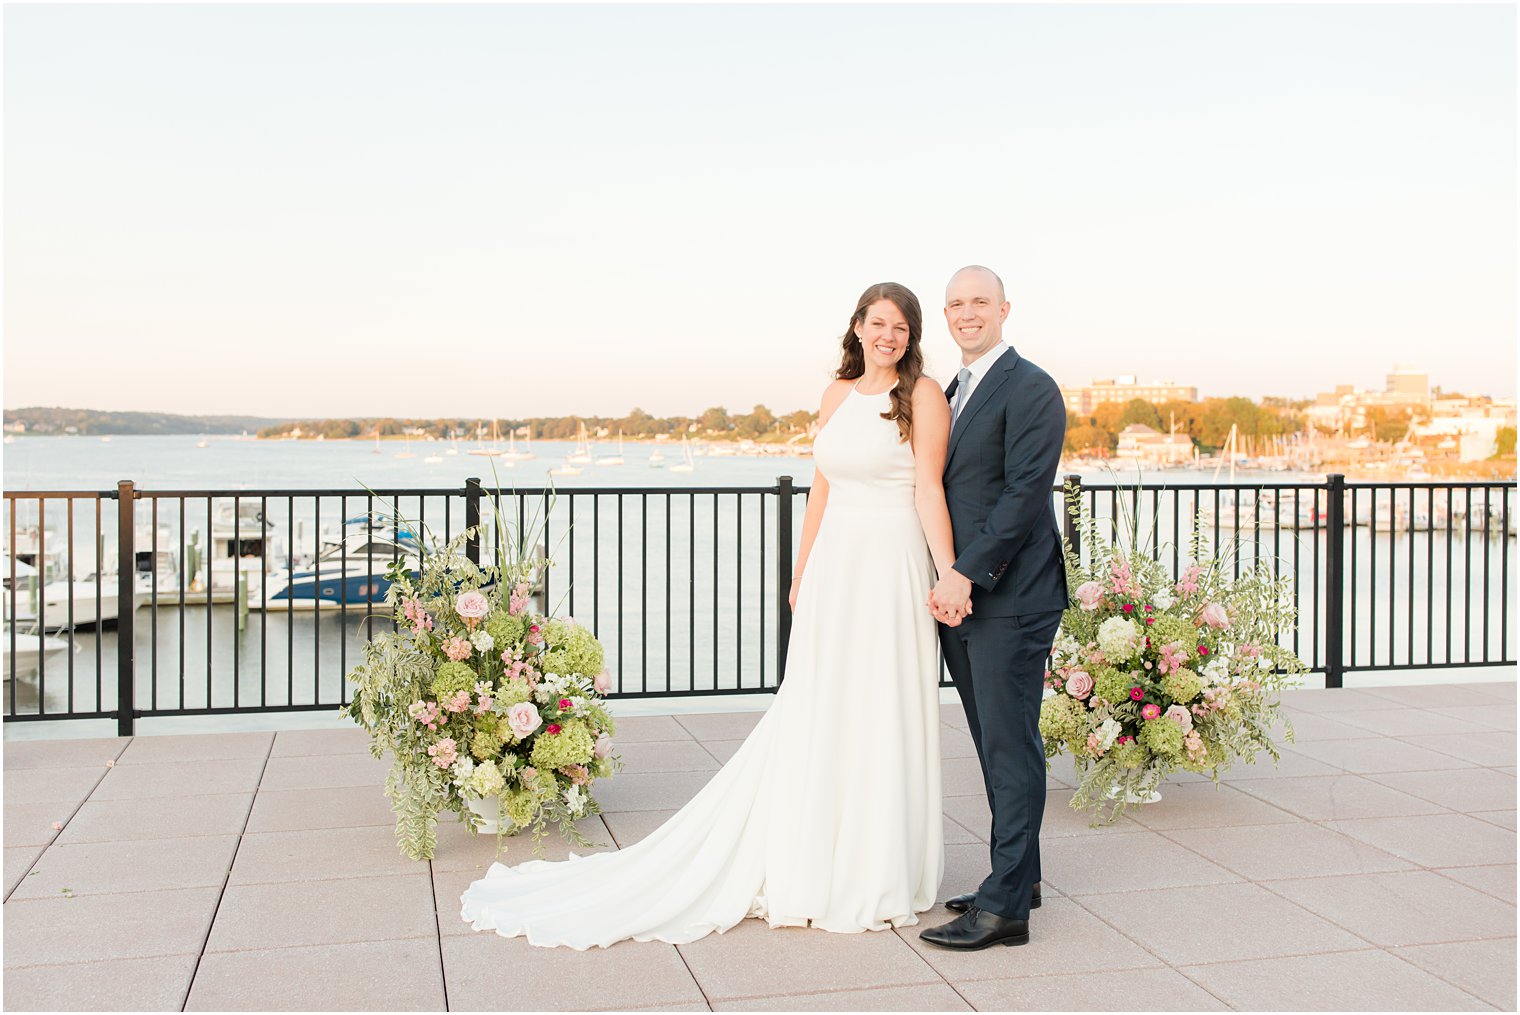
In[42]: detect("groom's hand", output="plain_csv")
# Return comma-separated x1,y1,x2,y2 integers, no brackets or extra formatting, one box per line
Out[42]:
930,571,974,626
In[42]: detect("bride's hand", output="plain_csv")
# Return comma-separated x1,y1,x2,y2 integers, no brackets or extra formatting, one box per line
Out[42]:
789,576,801,612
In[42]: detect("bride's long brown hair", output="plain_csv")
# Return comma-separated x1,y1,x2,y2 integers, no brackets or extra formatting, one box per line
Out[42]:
834,282,925,443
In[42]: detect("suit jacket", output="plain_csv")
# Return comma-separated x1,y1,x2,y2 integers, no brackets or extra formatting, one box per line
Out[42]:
943,345,1070,617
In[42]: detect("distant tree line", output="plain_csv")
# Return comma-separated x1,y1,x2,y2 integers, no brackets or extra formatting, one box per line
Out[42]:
1065,397,1306,455
3,407,284,436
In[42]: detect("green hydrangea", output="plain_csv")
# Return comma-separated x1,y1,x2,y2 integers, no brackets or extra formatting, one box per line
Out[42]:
590,757,615,780
528,718,596,769
466,761,506,798
504,786,539,826
539,622,605,678
1112,740,1151,770
470,715,505,760
1148,615,1196,654
484,612,529,649
1039,695,1085,750
1160,667,1203,704
494,678,533,708
1138,717,1185,759
1093,666,1133,705
431,661,477,699
1097,616,1144,662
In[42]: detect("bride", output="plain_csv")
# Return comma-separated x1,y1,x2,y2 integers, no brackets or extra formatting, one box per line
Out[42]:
459,282,959,948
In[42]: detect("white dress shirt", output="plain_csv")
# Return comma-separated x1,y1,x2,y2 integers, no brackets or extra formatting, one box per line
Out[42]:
950,341,1010,422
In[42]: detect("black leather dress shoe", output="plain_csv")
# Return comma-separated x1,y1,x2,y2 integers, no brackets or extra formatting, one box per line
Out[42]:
919,906,1030,950
945,882,1042,914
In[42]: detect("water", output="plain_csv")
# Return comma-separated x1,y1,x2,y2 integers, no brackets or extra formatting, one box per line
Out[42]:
3,436,1513,738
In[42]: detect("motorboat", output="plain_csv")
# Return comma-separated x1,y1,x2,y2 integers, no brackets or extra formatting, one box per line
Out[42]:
256,520,421,611
185,500,286,604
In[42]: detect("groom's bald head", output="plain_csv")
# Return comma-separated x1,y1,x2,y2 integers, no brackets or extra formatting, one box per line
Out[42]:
947,265,1005,303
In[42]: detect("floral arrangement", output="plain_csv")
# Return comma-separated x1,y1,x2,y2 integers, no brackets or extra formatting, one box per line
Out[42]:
1040,489,1305,821
346,525,619,861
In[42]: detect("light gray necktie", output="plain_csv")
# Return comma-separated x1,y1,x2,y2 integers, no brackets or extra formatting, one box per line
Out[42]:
950,368,973,425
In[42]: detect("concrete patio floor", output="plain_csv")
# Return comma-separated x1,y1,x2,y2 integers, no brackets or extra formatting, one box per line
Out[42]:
3,681,1515,1012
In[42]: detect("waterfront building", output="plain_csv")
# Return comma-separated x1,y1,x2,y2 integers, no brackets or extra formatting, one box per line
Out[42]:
1060,375,1198,415
1113,423,1195,465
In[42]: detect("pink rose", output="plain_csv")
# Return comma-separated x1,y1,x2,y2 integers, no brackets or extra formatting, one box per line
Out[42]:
594,732,613,759
1066,670,1094,700
558,698,573,710
594,669,613,694
1164,704,1193,730
1075,581,1103,611
455,590,490,620
505,702,542,739
1198,602,1230,630
1141,703,1162,721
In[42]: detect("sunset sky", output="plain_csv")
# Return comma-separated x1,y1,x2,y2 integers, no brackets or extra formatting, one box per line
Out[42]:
4,3,1514,419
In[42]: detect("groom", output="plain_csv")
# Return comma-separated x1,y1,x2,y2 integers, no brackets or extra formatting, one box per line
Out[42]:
922,265,1069,950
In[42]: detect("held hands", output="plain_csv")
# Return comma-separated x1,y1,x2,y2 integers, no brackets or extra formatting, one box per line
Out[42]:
928,570,973,627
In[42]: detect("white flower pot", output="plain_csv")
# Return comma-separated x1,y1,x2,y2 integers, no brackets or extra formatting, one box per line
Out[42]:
466,795,516,834
1105,786,1163,805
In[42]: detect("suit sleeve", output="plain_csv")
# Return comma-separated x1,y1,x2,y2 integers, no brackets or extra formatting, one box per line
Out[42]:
951,372,1067,592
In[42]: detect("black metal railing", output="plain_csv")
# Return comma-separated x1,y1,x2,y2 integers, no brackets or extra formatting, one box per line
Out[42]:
3,475,1513,734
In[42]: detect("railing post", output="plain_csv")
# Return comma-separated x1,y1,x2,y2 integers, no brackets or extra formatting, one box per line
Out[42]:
465,478,481,566
1063,473,1082,560
116,481,136,736
775,476,794,686
1324,473,1346,689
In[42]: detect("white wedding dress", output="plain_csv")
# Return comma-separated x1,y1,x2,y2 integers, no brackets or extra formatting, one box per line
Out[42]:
459,384,944,948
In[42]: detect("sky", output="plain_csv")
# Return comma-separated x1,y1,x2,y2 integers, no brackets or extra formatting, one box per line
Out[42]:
3,3,1515,419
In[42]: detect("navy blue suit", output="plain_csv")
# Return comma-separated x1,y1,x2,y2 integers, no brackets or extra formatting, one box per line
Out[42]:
940,344,1068,921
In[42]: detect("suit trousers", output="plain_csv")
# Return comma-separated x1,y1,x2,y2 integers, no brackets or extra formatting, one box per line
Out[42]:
939,608,1063,921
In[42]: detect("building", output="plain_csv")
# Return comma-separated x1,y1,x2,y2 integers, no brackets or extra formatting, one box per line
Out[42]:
1307,366,1434,433
1386,364,1431,406
1113,423,1195,466
1061,376,1198,416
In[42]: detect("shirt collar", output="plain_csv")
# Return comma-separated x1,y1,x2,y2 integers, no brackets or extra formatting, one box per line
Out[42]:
960,341,1010,388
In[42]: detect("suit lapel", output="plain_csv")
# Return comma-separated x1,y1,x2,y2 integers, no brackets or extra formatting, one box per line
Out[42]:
946,347,1019,465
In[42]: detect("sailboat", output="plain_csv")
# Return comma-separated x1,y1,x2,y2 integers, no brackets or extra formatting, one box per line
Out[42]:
468,419,505,457
372,428,383,455
669,436,695,474
596,431,625,466
394,432,416,459
567,421,594,465
648,447,666,468
445,429,460,456
502,426,536,461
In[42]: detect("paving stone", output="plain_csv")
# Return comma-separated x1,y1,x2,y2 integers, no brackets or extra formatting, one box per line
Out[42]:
4,800,68,847
1434,864,1516,905
674,711,763,741
11,834,238,899
90,758,265,800
1274,711,1382,741
2,764,106,805
58,793,252,844
1278,737,1475,775
1332,707,1492,737
1041,789,1153,837
3,844,45,896
617,739,722,774
942,794,991,841
1395,938,1518,1011
713,983,971,1011
2,886,220,966
186,938,446,1011
957,967,1228,1011
1367,768,1517,813
116,731,273,764
442,928,704,1010
939,703,970,728
602,808,676,848
1044,830,1241,896
1429,706,1519,732
269,726,374,757
942,755,992,797
206,872,435,952
942,815,979,845
1326,812,1517,868
1266,869,1517,947
595,770,719,812
2,954,198,1012
1278,688,1408,713
900,898,1162,982
607,715,696,743
1181,947,1496,1011
1401,732,1517,768
1200,747,1341,780
1233,774,1450,821
940,726,978,759
1121,781,1299,830
1475,810,1517,830
1078,882,1365,965
679,914,937,1000
2,736,129,770
257,751,390,791
1166,822,1413,881
702,739,744,764
244,785,395,833
433,812,614,873
1361,683,1514,709
432,866,491,938
230,825,420,885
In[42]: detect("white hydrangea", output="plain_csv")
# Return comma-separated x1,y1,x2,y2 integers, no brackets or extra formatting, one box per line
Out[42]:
470,630,495,653
450,755,476,790
1151,587,1175,610
1097,616,1143,662
1202,656,1230,685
